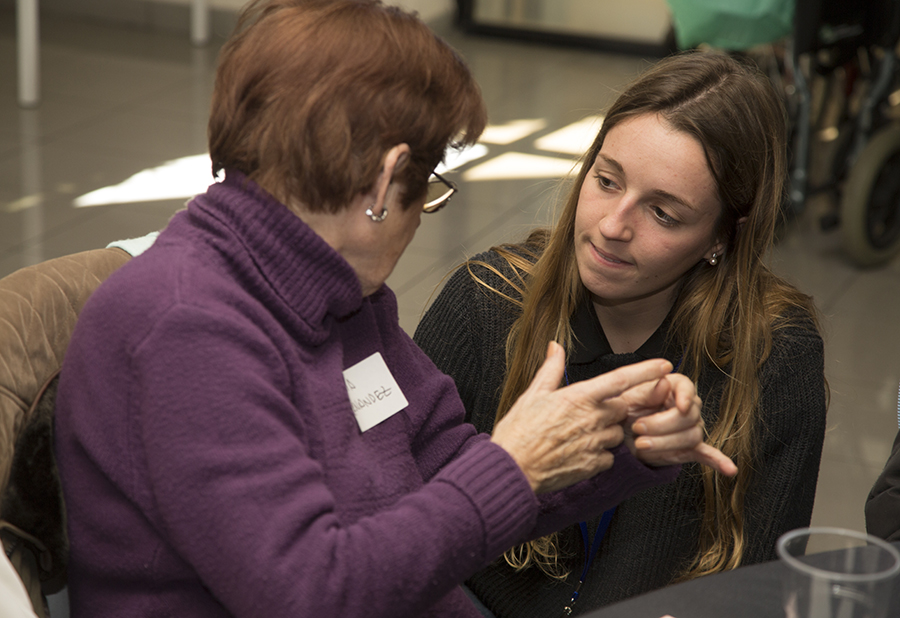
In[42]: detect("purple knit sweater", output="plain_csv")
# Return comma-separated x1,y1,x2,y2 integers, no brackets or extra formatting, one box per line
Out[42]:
53,172,678,618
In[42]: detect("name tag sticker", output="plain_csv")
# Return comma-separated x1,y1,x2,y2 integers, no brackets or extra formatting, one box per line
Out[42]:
343,352,409,432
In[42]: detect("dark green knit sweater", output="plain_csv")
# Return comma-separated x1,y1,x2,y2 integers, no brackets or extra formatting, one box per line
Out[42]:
413,249,827,618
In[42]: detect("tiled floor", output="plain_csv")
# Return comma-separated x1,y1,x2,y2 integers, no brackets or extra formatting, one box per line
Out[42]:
2,4,899,580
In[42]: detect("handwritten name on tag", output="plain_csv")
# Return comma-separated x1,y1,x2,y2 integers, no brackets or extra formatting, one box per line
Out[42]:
343,352,409,432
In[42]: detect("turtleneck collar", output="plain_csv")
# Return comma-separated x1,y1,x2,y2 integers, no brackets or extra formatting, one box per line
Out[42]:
188,170,364,343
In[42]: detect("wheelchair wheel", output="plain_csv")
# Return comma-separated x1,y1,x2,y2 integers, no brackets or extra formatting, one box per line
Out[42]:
840,123,900,267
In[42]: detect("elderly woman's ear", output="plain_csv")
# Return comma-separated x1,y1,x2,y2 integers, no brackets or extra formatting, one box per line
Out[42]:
367,144,411,220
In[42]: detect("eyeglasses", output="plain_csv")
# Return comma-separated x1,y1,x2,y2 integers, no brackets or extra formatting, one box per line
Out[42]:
423,172,457,214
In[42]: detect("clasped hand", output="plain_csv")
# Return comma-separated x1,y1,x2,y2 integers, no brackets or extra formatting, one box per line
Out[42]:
491,341,737,495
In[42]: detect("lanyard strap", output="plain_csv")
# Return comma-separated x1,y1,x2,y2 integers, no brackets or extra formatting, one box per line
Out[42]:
579,509,615,582
560,507,616,616
559,354,683,616
560,368,617,616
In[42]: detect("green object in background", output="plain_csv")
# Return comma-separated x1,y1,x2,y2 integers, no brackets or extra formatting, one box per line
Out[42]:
667,0,795,50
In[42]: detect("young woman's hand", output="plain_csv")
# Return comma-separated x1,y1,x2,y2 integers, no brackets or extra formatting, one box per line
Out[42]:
623,373,737,477
490,341,675,494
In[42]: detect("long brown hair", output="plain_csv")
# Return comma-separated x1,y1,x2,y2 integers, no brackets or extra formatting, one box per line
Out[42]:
483,51,820,579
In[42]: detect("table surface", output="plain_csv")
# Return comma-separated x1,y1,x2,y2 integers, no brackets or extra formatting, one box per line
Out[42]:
585,545,900,618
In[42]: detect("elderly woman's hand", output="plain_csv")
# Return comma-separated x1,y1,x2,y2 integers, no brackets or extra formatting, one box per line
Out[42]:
490,341,675,495
623,373,737,477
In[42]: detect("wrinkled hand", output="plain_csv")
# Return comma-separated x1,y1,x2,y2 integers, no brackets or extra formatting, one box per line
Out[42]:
622,373,737,477
491,341,674,494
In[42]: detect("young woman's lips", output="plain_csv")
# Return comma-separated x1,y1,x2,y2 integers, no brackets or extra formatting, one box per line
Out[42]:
592,244,632,267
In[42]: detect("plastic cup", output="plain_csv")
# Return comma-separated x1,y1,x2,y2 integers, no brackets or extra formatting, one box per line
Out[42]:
777,527,900,618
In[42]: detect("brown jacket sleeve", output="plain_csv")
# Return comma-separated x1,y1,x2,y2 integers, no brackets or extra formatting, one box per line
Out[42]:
0,248,130,494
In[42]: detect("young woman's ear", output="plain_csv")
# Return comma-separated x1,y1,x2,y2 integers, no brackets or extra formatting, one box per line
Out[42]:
704,241,726,266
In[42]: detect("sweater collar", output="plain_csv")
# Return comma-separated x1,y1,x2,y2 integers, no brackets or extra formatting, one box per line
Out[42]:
191,171,363,335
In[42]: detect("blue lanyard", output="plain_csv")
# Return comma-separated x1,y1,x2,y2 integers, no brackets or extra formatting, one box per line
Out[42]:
561,368,616,616
560,508,615,616
560,355,682,616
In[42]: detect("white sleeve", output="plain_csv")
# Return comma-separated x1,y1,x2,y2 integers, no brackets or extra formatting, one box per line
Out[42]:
106,231,160,257
0,553,39,618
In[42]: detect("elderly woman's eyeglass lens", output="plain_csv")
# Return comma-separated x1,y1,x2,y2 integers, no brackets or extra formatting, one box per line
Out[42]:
423,172,457,213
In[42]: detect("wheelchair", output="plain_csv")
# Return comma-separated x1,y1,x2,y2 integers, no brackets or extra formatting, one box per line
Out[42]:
670,0,900,266
780,0,900,266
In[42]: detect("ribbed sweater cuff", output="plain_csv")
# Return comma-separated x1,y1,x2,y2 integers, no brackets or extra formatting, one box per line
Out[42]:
435,439,538,563
608,442,681,494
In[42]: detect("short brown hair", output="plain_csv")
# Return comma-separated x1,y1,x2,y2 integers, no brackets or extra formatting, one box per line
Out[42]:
209,0,486,212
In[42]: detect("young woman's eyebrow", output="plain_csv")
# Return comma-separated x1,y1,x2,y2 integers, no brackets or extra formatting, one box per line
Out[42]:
596,154,624,175
652,188,696,211
598,153,696,211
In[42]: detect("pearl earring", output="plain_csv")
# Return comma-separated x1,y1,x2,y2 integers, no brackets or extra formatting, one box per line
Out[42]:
709,252,718,266
366,203,388,222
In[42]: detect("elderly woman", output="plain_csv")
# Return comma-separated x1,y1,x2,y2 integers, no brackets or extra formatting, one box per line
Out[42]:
53,2,734,617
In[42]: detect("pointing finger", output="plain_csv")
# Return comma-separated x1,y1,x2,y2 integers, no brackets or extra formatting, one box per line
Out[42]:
569,358,673,404
693,442,738,477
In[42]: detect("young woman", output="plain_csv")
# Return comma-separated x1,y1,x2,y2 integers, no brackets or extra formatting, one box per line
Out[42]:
415,51,827,616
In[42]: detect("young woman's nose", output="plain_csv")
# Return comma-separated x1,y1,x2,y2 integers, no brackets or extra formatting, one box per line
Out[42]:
598,198,634,242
